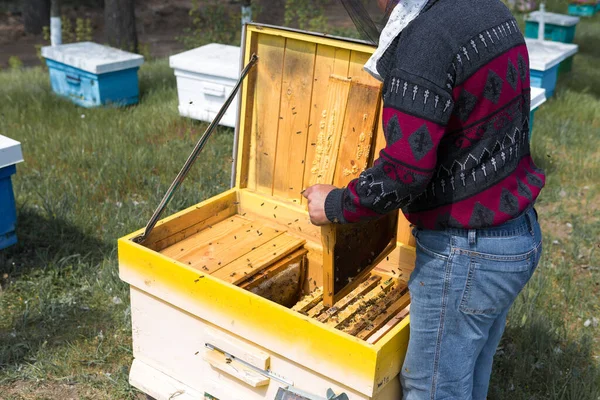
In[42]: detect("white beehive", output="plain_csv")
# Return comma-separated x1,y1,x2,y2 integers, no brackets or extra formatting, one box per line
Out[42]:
170,44,241,128
527,11,580,26
530,87,547,112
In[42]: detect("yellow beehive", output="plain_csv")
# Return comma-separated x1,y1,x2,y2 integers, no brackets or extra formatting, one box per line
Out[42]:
119,24,417,400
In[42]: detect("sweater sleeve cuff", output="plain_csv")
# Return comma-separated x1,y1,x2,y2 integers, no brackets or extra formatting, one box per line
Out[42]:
324,188,348,224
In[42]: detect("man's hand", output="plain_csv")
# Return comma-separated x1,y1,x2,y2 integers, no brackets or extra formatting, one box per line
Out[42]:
302,184,337,226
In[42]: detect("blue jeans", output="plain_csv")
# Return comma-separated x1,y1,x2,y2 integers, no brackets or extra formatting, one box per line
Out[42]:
401,208,543,400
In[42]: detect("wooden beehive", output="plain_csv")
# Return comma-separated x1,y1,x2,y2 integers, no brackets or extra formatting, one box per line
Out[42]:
119,24,417,400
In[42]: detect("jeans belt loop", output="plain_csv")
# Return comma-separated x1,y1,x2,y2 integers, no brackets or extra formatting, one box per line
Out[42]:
525,209,535,236
468,229,477,246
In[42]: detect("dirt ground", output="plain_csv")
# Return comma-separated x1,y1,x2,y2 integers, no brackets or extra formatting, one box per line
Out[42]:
0,0,358,68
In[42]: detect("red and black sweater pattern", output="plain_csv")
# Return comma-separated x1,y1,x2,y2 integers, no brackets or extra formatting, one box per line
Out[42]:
325,13,546,230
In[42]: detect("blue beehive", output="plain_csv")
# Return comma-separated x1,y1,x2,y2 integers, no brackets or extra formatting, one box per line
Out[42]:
0,135,24,250
526,39,578,98
525,12,579,43
41,42,144,108
568,2,596,16
529,87,547,139
525,12,580,73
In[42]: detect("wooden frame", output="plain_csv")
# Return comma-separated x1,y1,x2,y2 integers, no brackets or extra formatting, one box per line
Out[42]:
322,212,398,307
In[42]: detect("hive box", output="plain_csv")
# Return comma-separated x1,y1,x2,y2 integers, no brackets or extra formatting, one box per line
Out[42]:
41,42,144,108
568,1,596,16
525,12,579,43
529,87,547,139
0,136,24,250
525,12,580,73
526,38,578,98
170,44,241,128
119,24,417,400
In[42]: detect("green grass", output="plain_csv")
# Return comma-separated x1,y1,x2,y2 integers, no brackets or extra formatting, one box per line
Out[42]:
0,60,234,399
1,12,600,400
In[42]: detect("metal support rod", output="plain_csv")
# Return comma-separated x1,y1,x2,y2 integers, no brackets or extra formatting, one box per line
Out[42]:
134,53,259,244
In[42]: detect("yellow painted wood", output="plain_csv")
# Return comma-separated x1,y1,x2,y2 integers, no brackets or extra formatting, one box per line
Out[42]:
374,243,417,285
118,238,383,396
372,105,387,166
333,48,351,76
304,241,325,292
237,189,320,243
308,75,352,186
348,51,382,87
241,249,307,290
246,25,377,55
253,34,286,195
165,221,283,274
333,81,382,188
212,234,305,285
373,315,411,392
144,189,238,252
273,39,317,202
301,44,338,207
397,213,416,248
236,32,258,190
160,215,249,259
120,25,419,398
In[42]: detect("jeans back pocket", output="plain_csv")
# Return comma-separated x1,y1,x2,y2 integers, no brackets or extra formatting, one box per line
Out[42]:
459,255,534,315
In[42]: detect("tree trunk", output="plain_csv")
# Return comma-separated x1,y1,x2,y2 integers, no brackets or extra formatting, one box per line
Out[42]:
104,0,138,52
23,0,50,35
254,0,285,26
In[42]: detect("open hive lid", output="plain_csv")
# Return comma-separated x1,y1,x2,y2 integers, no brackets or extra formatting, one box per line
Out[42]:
525,38,579,70
527,11,580,26
169,43,241,80
41,42,144,74
0,135,24,169
234,24,397,305
530,87,547,111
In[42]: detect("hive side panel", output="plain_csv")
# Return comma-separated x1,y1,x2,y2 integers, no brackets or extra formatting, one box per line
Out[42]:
301,44,338,207
252,34,286,195
272,39,317,203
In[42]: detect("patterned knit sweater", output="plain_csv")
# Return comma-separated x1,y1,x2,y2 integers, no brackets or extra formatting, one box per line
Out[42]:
324,0,546,230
